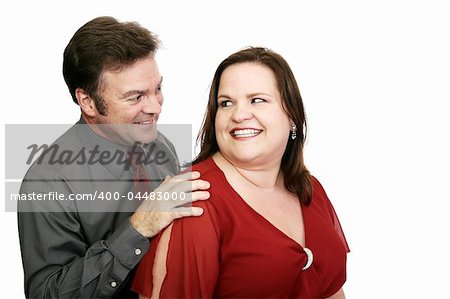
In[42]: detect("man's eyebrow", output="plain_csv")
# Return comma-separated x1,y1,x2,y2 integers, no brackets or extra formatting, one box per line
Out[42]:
119,89,147,99
118,77,163,99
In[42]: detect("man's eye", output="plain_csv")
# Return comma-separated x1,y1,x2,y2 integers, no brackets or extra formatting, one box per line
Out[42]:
219,100,232,107
129,95,142,102
156,85,162,93
251,98,266,104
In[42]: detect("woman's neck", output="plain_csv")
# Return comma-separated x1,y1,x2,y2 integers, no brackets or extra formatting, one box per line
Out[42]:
212,152,283,191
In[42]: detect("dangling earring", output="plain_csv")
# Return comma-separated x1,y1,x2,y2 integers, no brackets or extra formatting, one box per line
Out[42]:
290,122,297,140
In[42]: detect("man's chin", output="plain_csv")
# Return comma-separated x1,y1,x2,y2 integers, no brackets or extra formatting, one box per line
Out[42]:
132,132,158,145
138,137,157,145
130,125,157,144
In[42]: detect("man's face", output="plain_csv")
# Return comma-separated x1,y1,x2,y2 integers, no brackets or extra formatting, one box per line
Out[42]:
90,56,163,145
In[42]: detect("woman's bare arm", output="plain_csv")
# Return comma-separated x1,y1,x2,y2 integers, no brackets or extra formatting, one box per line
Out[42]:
326,287,345,299
139,224,173,299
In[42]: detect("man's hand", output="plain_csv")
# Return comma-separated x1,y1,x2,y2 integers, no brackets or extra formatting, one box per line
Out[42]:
130,171,210,238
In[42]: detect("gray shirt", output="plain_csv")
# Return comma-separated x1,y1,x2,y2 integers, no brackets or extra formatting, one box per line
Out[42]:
18,117,180,298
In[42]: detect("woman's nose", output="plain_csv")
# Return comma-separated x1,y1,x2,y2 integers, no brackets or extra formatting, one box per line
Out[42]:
231,103,253,122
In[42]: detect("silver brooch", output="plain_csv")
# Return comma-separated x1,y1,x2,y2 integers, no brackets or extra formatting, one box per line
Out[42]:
302,247,314,270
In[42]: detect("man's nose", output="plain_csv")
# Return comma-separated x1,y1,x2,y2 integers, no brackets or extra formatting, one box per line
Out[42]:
142,95,162,115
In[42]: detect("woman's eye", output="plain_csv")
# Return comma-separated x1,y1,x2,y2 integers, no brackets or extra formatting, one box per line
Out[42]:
251,98,266,104
219,100,232,107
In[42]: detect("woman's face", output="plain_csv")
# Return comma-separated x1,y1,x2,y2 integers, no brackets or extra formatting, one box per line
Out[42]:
215,62,291,168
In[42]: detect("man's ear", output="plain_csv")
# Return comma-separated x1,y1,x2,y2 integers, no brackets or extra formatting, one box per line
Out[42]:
75,88,97,117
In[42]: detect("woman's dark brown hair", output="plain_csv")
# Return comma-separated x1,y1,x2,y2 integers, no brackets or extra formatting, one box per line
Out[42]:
193,47,312,205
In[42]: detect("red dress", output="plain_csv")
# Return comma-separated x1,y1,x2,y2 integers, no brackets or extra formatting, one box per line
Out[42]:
132,158,349,298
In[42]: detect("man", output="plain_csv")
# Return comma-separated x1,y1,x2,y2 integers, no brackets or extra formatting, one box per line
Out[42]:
18,16,210,298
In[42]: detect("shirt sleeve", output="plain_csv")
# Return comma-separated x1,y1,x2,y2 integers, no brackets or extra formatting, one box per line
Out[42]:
311,177,350,297
132,200,221,298
18,187,150,298
313,177,350,253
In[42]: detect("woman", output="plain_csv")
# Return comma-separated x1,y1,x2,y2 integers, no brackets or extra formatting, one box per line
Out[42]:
132,47,350,298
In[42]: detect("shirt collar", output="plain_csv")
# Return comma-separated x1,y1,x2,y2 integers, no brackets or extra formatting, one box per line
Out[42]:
76,116,132,179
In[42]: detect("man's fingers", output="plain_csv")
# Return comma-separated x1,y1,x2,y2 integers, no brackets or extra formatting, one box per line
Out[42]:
170,171,201,182
134,189,210,211
172,207,204,219
169,190,209,208
192,179,210,190
158,179,210,194
191,191,210,201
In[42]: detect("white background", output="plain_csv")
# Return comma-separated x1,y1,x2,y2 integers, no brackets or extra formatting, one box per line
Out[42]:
1,0,449,298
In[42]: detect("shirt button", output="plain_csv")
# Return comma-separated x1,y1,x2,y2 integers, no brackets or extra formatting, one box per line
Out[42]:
135,248,142,255
110,281,117,288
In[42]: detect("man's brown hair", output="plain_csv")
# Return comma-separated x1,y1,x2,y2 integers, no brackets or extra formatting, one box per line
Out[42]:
63,16,160,115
